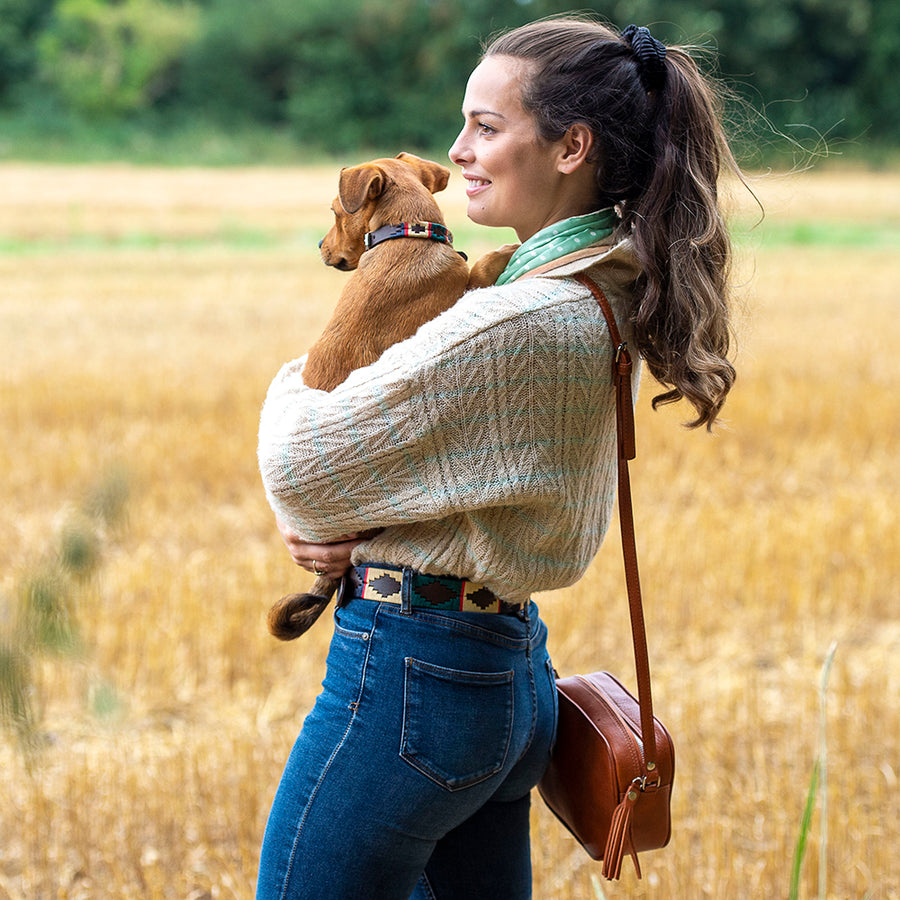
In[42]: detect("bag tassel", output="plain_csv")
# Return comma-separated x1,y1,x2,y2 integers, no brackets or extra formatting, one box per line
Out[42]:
602,785,642,880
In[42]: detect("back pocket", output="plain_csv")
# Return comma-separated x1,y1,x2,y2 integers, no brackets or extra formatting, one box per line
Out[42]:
400,658,514,791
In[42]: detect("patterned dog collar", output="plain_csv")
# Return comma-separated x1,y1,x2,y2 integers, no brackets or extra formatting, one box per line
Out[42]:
364,222,454,251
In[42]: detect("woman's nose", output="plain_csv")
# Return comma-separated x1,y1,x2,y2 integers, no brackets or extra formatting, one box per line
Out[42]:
448,129,470,166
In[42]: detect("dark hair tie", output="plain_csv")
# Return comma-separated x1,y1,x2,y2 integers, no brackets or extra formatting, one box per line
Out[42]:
622,24,667,92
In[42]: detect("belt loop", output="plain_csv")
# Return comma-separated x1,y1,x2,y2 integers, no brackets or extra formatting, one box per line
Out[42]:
335,574,347,609
399,568,414,615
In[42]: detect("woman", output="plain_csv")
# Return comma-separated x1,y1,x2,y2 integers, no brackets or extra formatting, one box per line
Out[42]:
256,16,738,900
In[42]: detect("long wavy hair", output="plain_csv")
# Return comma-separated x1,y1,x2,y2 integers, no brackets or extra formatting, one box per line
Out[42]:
485,17,740,429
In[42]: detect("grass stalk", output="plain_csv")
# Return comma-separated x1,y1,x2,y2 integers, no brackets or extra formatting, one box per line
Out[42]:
789,642,837,900
818,641,837,899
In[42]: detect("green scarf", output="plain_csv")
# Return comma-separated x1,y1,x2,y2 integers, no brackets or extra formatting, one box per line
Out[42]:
495,208,617,285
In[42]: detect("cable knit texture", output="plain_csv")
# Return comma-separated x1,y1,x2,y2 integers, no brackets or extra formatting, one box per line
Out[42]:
258,239,642,603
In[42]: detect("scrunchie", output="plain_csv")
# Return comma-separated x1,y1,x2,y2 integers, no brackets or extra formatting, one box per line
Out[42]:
622,24,667,92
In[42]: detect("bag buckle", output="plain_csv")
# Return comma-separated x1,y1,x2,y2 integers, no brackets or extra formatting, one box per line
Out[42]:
635,770,661,792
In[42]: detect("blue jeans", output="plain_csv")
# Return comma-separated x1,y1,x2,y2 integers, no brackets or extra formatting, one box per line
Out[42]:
256,597,557,900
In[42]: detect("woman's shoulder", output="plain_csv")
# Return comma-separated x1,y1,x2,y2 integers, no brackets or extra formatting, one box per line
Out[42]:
412,242,638,351
527,238,641,341
519,237,641,287
421,273,593,354
457,237,640,326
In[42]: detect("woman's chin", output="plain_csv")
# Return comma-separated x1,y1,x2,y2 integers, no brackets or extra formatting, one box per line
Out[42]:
465,203,502,230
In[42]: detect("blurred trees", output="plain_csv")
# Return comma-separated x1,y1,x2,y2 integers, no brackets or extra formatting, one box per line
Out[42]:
0,0,56,99
176,0,554,150
0,0,896,154
36,0,198,115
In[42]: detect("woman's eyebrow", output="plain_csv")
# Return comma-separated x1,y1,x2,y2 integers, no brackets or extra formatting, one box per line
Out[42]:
464,109,507,120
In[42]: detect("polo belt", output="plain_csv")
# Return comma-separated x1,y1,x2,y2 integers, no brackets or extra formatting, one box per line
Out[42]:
345,564,520,615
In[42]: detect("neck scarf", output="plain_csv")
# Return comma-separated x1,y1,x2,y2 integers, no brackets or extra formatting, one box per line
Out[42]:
495,208,617,285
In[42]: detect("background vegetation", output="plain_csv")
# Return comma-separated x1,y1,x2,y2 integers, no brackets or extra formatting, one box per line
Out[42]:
1,163,898,897
1,0,899,164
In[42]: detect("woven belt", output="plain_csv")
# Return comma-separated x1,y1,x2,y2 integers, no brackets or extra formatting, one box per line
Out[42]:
345,564,521,615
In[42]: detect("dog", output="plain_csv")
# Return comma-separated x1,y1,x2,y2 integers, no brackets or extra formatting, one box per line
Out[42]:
267,152,516,640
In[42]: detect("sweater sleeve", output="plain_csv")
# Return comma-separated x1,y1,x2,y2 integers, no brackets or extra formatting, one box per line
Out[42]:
257,281,577,541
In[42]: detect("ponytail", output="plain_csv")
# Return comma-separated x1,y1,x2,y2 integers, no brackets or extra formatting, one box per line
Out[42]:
628,45,736,429
485,17,741,429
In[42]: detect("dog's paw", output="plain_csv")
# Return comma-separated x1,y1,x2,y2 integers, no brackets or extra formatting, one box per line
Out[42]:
466,243,519,289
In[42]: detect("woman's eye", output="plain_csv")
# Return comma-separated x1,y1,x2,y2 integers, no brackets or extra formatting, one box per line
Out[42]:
477,122,496,136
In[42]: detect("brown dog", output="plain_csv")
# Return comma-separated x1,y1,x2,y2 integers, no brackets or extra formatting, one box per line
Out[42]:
267,152,516,640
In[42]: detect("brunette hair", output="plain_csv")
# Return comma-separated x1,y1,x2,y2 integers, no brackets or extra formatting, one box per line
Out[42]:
485,17,739,429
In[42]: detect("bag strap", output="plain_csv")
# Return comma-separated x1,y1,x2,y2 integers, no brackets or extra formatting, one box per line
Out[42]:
575,273,660,781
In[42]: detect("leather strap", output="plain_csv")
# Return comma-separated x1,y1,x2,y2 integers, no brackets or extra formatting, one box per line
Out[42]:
575,273,659,780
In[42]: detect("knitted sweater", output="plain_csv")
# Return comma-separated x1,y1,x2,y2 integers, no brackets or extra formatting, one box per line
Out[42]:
258,239,642,603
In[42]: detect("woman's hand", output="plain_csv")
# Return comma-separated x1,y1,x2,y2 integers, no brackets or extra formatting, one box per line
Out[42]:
275,516,366,579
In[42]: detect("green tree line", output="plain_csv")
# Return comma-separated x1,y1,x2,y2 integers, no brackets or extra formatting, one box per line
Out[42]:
1,0,897,157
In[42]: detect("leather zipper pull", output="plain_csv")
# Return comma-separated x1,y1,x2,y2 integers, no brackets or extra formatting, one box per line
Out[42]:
602,782,642,880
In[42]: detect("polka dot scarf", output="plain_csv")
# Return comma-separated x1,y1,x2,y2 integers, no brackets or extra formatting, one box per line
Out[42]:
495,208,617,285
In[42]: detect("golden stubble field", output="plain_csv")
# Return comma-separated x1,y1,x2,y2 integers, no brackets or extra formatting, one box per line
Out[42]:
0,162,898,899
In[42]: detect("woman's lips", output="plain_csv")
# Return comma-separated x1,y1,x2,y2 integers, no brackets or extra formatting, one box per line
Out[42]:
464,176,491,197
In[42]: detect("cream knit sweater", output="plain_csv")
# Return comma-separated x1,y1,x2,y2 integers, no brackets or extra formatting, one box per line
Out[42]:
258,239,642,603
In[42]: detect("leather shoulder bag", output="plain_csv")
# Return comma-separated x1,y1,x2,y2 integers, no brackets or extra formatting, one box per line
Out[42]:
537,273,675,881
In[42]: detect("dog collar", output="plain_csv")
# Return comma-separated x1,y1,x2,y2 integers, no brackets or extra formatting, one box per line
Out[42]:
364,222,454,251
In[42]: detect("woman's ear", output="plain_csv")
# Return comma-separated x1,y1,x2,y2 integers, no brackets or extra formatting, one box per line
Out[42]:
556,123,594,174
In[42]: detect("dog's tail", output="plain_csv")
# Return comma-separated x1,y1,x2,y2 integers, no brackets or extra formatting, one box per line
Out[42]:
267,576,339,640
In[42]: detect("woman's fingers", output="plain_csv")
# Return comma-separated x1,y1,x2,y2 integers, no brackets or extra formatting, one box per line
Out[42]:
274,517,365,575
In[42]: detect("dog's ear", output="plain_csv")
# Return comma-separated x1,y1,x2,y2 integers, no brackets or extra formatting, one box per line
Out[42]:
395,152,450,195
338,164,385,215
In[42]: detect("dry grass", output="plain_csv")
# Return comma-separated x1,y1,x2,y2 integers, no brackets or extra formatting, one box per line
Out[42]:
1,163,898,899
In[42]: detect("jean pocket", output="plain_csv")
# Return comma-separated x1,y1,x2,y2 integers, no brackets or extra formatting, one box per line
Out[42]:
400,658,514,791
332,605,372,641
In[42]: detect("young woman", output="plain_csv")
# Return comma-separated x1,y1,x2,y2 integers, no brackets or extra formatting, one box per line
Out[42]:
256,16,738,899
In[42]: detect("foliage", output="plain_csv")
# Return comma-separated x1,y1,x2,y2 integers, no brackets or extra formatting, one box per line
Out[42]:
178,0,577,150
0,0,898,157
0,0,56,97
0,467,131,763
35,0,198,116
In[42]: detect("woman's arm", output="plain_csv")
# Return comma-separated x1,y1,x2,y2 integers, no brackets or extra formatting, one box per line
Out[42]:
258,348,443,540
257,276,616,543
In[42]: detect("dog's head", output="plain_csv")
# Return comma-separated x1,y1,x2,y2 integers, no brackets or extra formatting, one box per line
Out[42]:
319,152,451,271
